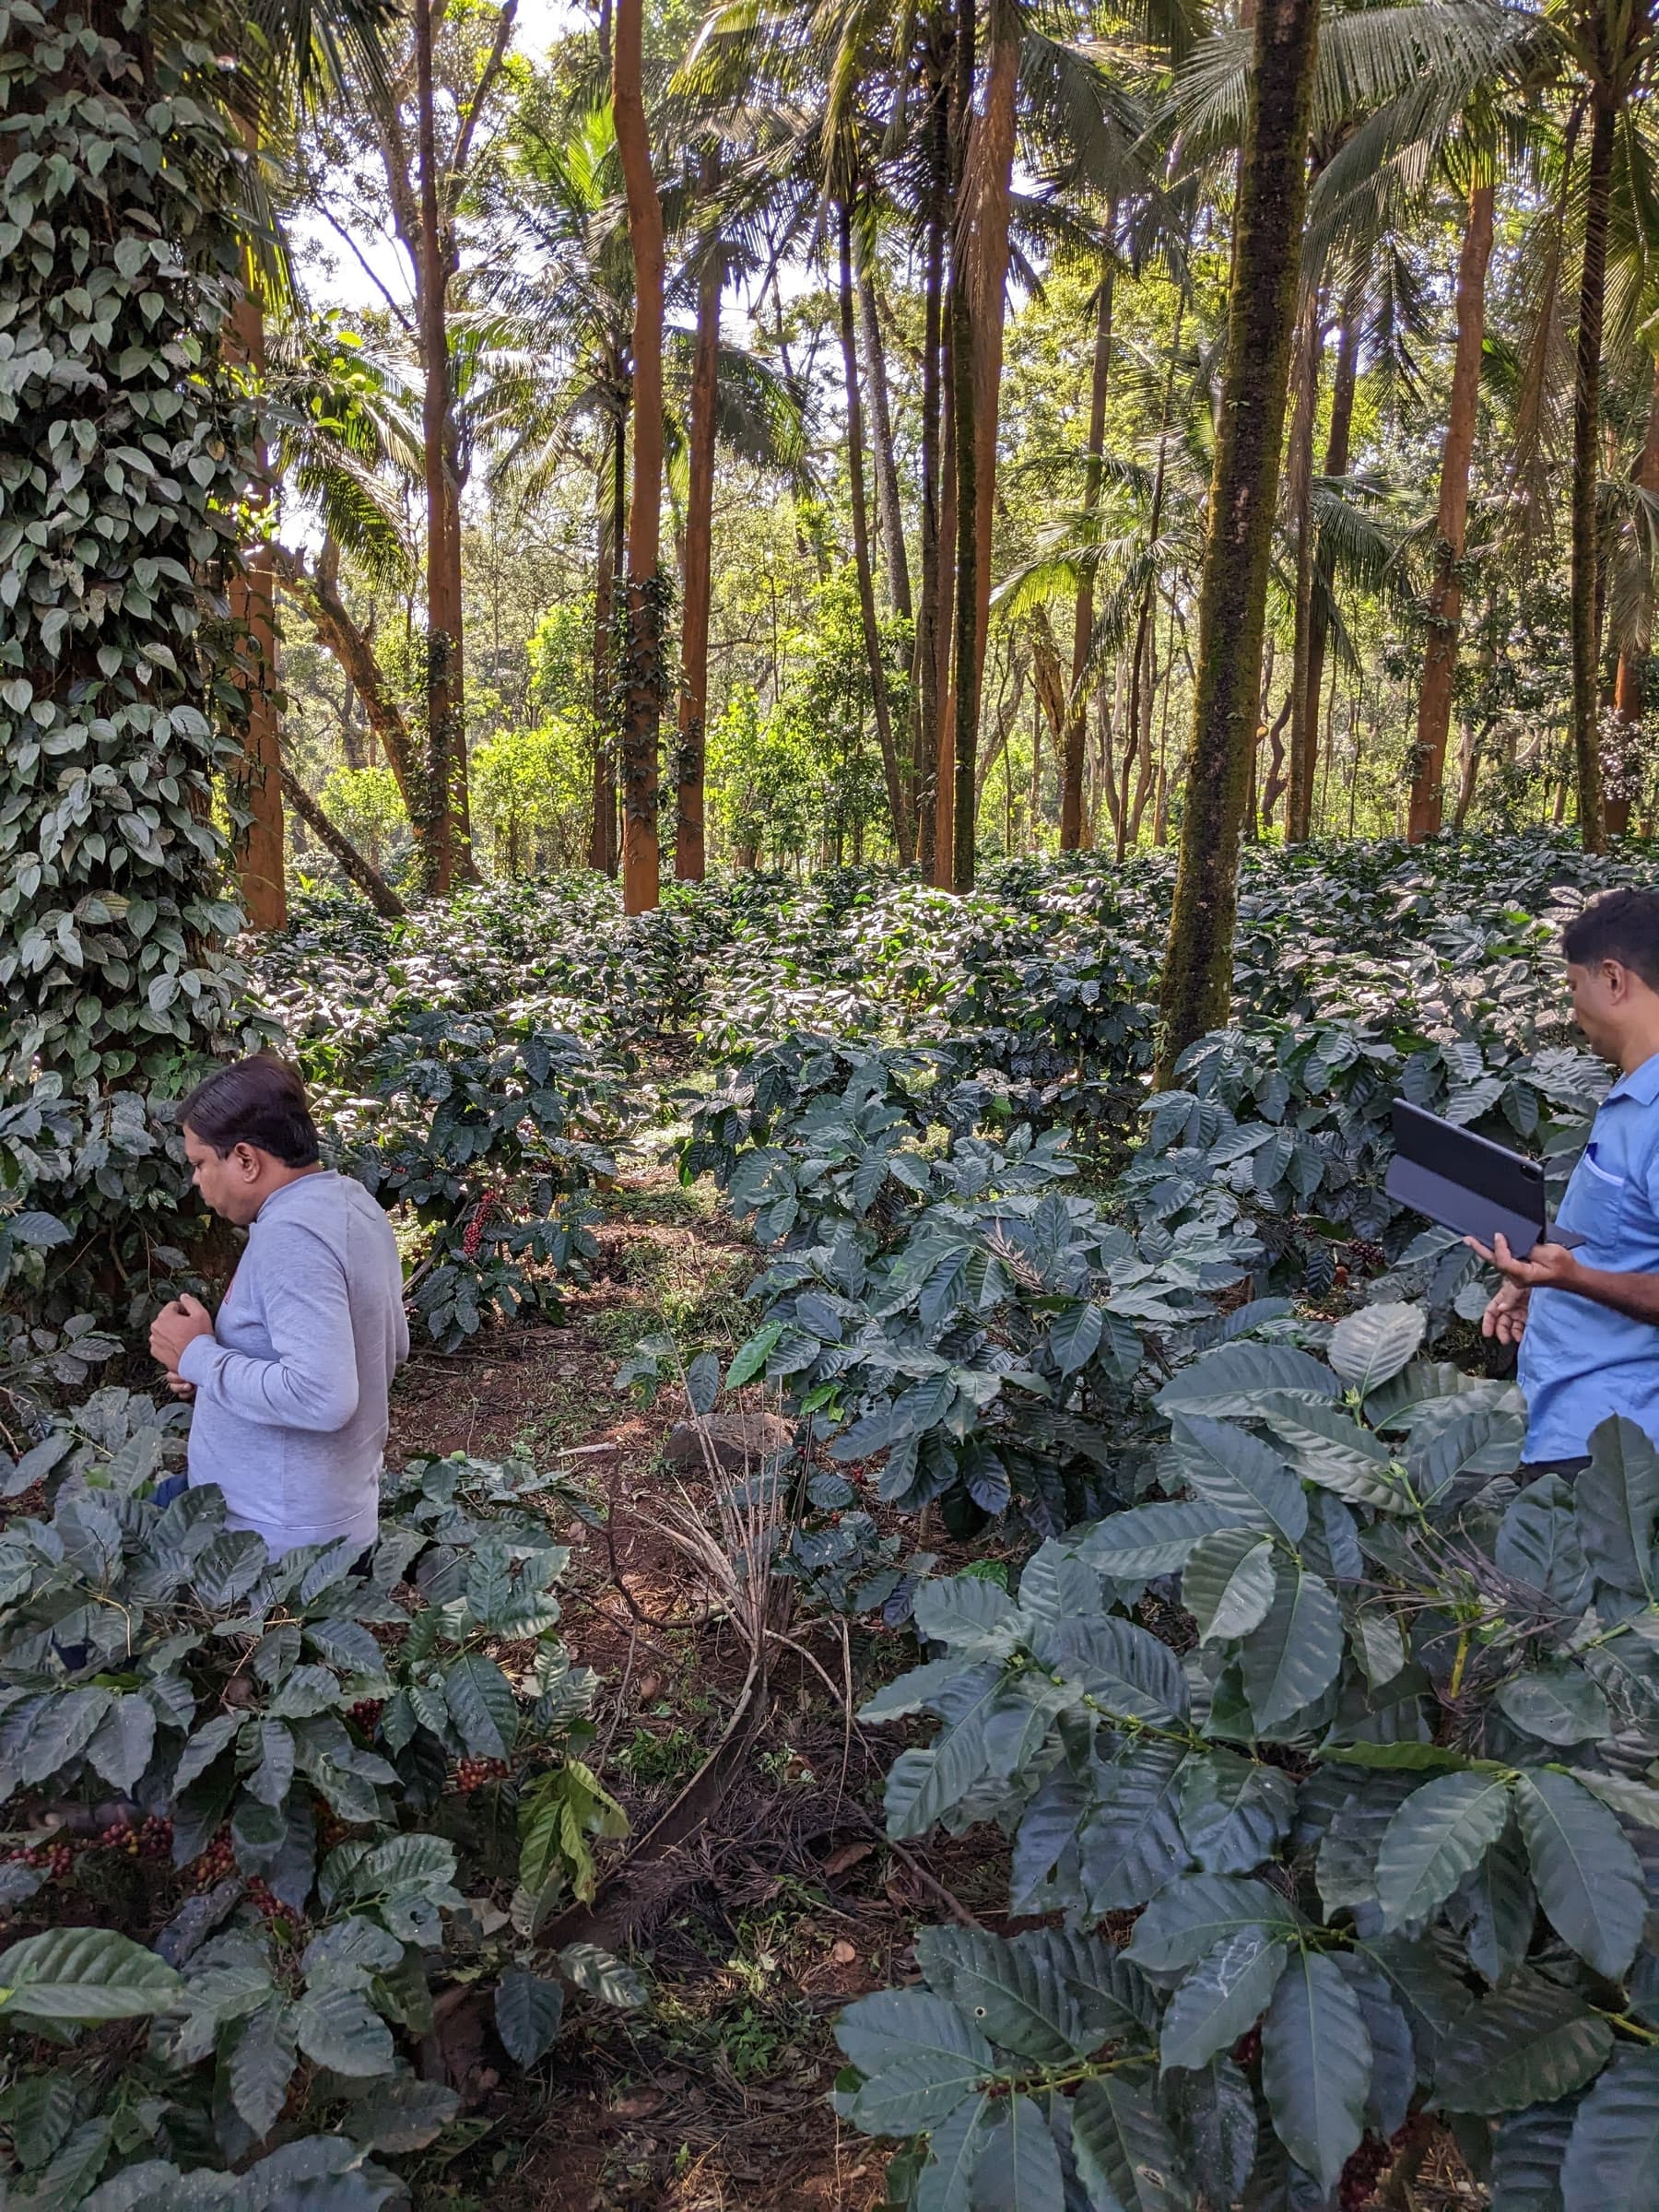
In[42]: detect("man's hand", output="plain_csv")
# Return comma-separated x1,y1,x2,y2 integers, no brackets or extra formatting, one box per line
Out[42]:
150,1294,214,1376
1465,1230,1584,1293
1478,1276,1530,1346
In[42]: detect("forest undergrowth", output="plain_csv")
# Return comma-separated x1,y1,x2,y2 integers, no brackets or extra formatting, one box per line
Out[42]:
4,831,1658,2212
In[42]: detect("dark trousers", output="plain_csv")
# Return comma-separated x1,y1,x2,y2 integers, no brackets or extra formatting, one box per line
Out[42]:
1516,1456,1592,1482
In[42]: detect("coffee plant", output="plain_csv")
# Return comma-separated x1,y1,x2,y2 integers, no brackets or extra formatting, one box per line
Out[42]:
330,1010,633,1348
836,1300,1659,2209
0,1398,638,2204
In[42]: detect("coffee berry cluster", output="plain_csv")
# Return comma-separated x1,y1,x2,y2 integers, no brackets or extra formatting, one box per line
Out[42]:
461,1196,498,1260
6,1841,73,1881
455,1756,511,1794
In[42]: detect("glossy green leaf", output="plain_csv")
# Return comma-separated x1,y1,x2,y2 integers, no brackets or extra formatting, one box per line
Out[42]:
1516,1770,1646,1980
1434,1972,1614,2114
1327,1304,1425,1394
1261,1950,1371,2194
1374,1771,1512,1929
1182,1529,1277,1643
1239,1564,1342,1729
1159,1930,1288,2075
1171,1414,1308,1544
1560,2047,1659,2212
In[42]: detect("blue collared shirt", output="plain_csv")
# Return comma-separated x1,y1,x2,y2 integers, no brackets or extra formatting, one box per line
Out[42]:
1518,1048,1659,1462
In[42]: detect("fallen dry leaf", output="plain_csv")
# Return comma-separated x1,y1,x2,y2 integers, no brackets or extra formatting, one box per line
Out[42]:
821,1841,874,1879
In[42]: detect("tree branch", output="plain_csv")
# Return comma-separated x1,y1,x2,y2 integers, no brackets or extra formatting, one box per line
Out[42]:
272,542,417,807
277,766,408,920
448,0,519,215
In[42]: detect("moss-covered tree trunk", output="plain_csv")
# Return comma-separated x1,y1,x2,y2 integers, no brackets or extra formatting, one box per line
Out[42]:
857,260,912,623
1607,359,1659,837
1063,230,1115,853
839,203,912,863
951,0,1019,891
413,0,460,894
0,0,265,1307
676,164,720,885
912,21,950,876
1283,286,1321,844
1297,284,1361,818
1407,180,1494,842
614,0,665,913
589,409,622,875
1570,95,1614,856
1153,0,1323,1087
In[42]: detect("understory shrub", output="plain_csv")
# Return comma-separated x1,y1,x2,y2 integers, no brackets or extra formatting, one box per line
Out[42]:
0,1401,636,2205
836,1302,1659,2210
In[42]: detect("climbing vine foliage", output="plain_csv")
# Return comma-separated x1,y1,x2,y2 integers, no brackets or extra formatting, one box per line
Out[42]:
0,0,263,1316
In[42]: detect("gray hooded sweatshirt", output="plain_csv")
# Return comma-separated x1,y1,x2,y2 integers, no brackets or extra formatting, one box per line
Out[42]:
177,1170,409,1557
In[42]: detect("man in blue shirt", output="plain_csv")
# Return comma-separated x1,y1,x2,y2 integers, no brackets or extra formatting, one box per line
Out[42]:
1471,888,1659,1472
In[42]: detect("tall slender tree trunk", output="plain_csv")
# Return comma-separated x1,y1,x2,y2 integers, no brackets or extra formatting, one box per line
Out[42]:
1155,0,1323,1086
677,168,721,883
1571,95,1615,853
227,266,286,930
1297,287,1361,833
935,328,958,886
944,0,976,895
415,0,459,896
1284,286,1322,842
1118,288,1185,860
912,33,950,874
951,0,1019,890
441,459,477,882
1607,359,1659,836
614,0,665,912
857,258,912,622
839,203,913,862
1063,229,1115,851
1407,179,1495,841
591,411,623,874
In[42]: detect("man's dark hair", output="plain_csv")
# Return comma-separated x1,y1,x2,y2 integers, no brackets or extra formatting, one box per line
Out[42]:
1560,888,1659,989
179,1056,321,1166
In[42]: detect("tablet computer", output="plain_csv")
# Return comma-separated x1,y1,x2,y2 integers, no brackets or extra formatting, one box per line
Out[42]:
1385,1099,1584,1256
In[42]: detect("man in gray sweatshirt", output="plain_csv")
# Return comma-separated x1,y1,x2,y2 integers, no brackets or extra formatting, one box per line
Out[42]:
148,1055,408,1559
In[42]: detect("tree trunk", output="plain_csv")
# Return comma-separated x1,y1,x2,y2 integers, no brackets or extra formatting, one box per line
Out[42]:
857,258,912,623
1154,0,1322,1087
271,542,416,807
839,202,913,862
590,414,621,874
614,0,665,912
1452,721,1485,830
1607,359,1659,836
1298,285,1361,832
1407,179,1495,841
677,169,721,883
912,41,949,873
945,0,975,893
1063,230,1115,851
441,461,478,882
226,196,285,932
935,312,958,886
1571,95,1615,854
1284,286,1321,843
277,766,406,920
415,0,459,895
1118,287,1185,860
951,0,1019,890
